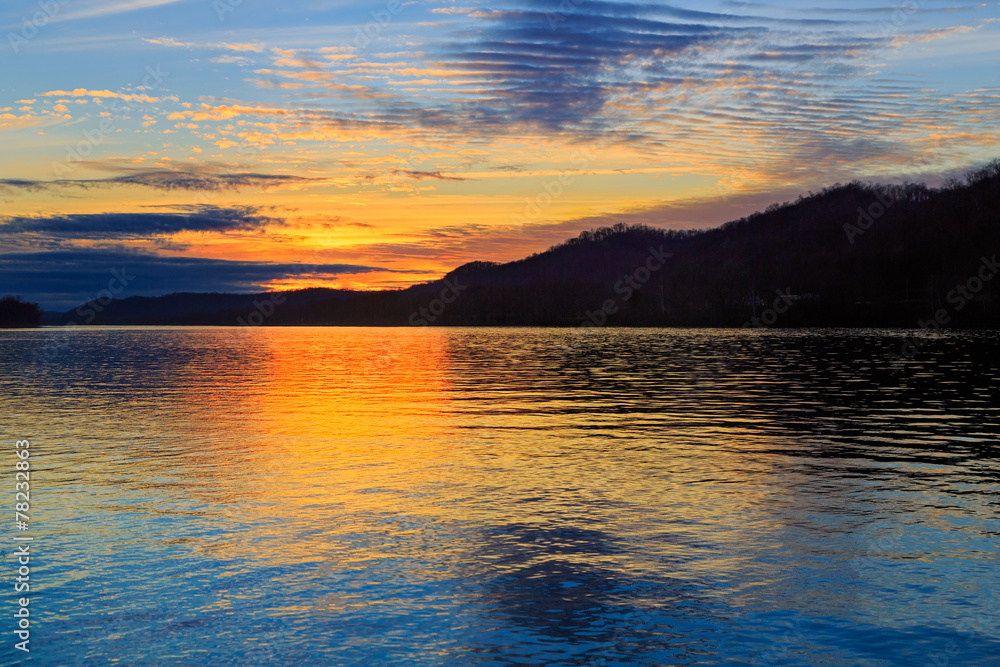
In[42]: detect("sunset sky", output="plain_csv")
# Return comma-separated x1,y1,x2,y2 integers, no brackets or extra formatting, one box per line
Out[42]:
1,0,998,309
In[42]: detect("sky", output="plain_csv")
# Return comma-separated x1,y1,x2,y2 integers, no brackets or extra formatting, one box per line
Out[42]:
1,0,998,309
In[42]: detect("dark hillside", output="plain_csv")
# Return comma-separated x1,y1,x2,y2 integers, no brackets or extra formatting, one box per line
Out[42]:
50,160,1000,327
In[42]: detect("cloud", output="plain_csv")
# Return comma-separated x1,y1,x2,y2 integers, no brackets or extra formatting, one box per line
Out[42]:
143,37,267,52
392,169,467,181
39,89,120,98
108,171,316,191
891,25,977,48
0,170,317,193
0,206,280,239
0,179,47,193
0,248,397,310
37,89,175,103
237,0,892,150
212,55,255,65
426,1,865,134
110,1,994,188
57,0,187,22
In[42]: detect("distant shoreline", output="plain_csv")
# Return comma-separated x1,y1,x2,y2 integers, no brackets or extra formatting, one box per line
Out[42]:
23,323,999,330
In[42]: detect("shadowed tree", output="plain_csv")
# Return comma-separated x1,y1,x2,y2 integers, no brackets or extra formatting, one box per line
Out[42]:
0,295,42,328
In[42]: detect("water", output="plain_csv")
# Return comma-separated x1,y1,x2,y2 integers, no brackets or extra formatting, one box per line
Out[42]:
1,327,998,666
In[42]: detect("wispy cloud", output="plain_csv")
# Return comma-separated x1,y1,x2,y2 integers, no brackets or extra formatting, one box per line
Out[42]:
143,37,268,52
57,0,188,22
0,170,318,193
0,205,281,239
392,169,467,181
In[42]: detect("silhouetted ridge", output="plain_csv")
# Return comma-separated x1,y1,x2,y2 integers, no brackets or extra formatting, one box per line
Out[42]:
0,295,42,328
47,160,1000,327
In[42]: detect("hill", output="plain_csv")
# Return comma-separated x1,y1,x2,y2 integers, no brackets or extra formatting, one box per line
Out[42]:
49,160,1000,328
0,295,42,328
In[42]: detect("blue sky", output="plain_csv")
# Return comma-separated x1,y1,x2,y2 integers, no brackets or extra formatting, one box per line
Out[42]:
2,0,998,308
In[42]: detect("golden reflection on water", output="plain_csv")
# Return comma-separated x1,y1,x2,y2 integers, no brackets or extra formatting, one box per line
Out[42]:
47,328,780,582
2,326,999,665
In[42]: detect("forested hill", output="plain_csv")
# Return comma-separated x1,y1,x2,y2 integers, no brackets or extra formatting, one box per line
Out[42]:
48,160,1000,327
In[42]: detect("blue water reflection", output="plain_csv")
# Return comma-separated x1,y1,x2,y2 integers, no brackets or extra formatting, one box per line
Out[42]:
0,327,997,665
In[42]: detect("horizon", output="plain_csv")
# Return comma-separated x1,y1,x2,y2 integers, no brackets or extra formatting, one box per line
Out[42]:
2,0,999,308
17,168,997,312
